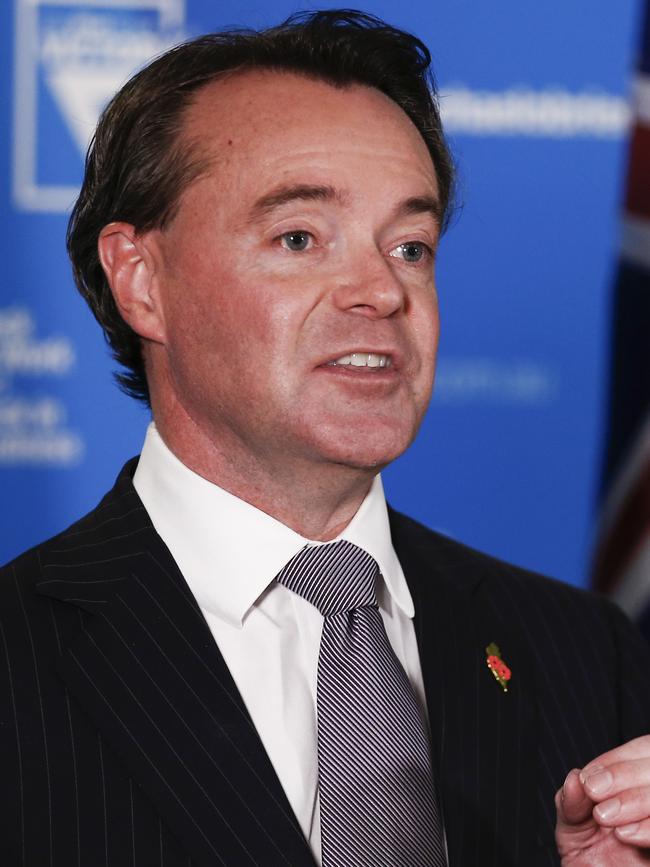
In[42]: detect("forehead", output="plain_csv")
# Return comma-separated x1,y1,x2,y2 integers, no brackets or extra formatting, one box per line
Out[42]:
178,69,438,197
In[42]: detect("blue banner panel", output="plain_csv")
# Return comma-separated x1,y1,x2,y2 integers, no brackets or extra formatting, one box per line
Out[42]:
1,0,642,589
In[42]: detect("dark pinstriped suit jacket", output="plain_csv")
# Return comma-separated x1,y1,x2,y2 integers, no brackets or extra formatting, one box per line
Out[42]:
2,459,650,866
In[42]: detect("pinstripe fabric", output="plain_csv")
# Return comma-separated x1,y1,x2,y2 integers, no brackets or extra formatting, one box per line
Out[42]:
1,459,650,865
276,541,445,866
394,512,650,866
0,461,314,867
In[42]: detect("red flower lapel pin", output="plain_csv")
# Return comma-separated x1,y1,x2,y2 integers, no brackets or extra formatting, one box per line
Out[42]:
485,642,512,693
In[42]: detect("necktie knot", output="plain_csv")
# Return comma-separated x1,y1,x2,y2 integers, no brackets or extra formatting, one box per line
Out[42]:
275,539,379,616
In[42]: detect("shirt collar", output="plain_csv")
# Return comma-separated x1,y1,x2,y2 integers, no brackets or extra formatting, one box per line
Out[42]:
133,422,414,627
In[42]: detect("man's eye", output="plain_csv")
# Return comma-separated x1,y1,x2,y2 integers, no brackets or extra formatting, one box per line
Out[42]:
279,231,313,252
389,242,430,263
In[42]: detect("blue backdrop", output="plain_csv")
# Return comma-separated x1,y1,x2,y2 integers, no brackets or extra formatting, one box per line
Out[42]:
1,0,642,587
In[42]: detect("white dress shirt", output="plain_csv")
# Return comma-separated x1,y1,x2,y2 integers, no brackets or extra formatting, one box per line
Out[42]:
133,422,428,864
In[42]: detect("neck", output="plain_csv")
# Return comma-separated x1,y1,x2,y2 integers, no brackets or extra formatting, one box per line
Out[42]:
151,407,377,543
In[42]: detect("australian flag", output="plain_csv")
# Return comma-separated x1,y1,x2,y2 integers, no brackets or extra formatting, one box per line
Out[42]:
593,0,650,635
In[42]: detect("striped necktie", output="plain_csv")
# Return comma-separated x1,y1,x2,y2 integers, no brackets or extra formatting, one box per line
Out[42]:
276,539,446,866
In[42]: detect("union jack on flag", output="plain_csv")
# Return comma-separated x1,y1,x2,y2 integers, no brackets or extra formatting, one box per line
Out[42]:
593,0,650,636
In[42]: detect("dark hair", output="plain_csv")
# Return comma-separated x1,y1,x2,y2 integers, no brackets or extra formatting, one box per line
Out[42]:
67,9,455,405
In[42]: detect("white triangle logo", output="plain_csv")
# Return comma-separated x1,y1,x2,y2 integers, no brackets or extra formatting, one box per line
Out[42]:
39,12,184,155
44,64,135,154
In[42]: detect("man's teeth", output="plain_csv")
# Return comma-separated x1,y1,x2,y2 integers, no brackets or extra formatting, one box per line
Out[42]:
328,353,391,368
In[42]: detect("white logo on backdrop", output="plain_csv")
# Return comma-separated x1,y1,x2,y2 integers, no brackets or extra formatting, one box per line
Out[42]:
13,0,186,213
440,87,629,138
0,306,83,464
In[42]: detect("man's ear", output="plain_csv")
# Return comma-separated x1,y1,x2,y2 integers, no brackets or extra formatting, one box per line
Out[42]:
98,222,166,344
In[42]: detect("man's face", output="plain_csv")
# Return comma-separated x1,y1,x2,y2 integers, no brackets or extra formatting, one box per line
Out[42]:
149,70,441,475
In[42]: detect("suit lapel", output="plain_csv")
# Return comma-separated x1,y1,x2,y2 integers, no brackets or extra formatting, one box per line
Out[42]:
390,511,539,866
37,464,315,867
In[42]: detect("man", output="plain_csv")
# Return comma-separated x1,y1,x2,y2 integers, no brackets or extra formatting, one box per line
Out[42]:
2,9,650,866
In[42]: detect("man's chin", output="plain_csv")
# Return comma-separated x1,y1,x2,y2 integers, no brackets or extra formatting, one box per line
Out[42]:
310,429,416,473
276,407,422,473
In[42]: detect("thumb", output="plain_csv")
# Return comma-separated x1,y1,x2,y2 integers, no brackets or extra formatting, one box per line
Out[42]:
556,768,602,856
558,769,594,826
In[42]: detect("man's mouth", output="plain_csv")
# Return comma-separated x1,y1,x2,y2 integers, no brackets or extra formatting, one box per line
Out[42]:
326,352,392,369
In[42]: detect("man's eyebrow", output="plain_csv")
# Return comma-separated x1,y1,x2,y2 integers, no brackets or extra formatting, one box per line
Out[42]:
396,195,442,227
249,185,442,227
250,184,345,219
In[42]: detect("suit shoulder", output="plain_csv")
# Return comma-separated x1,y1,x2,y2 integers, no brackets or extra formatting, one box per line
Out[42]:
390,508,650,718
0,508,96,597
0,457,141,591
389,506,615,614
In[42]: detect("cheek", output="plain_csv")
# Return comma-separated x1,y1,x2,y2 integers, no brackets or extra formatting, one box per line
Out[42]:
413,295,440,360
165,256,256,349
224,278,311,359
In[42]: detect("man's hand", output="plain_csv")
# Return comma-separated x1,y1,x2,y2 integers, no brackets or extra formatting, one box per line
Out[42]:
556,736,650,865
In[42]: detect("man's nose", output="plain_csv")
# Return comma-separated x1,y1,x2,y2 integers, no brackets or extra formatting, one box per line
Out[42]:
330,251,406,319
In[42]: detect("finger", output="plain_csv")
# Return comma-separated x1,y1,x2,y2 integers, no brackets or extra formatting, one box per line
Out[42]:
593,786,650,830
582,758,650,803
582,735,650,776
557,768,594,826
615,817,650,848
